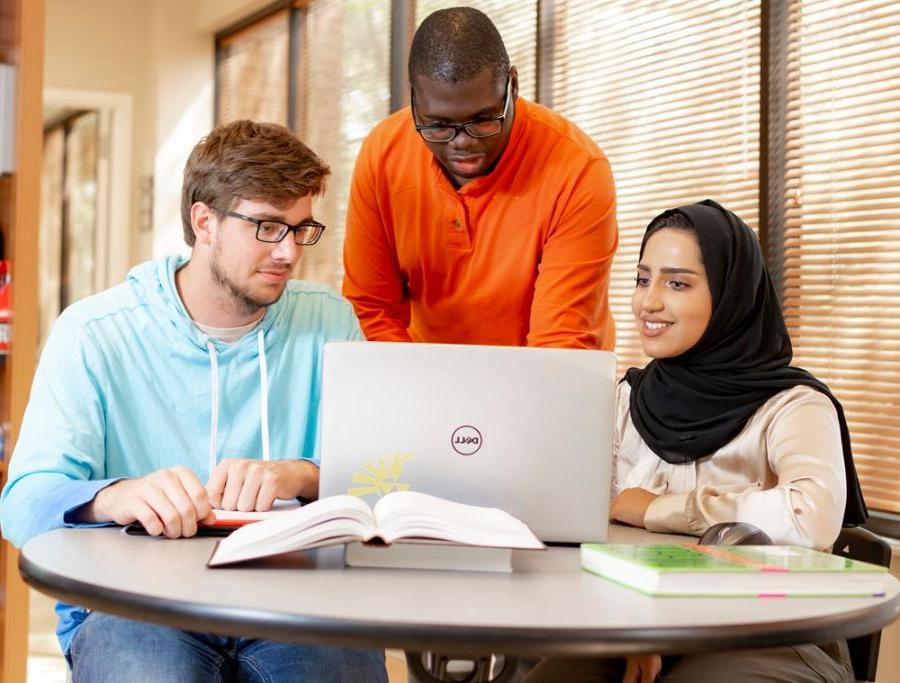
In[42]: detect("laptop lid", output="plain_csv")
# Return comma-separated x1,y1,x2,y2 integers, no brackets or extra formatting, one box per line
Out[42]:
319,342,616,543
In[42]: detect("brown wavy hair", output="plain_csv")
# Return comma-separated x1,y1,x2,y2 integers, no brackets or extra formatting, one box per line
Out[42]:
180,120,330,246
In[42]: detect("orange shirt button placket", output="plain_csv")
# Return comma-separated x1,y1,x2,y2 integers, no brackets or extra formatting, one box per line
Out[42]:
448,217,468,248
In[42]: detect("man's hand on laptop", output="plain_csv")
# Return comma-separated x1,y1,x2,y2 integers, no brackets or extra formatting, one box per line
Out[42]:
205,458,319,512
77,466,212,538
608,487,659,529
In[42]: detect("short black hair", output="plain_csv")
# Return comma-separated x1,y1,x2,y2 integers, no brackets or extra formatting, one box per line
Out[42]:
408,7,509,85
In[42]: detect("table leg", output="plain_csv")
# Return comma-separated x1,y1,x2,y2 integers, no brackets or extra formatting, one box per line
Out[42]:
405,651,518,683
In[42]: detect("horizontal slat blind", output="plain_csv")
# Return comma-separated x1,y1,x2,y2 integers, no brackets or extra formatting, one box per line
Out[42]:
217,9,290,126
779,0,900,513
549,0,760,375
414,1,537,100
296,0,391,288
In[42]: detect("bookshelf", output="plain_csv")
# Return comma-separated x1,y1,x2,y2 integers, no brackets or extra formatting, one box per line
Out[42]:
1,0,45,681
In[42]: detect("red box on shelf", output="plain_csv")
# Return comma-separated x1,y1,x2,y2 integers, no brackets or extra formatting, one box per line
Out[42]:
0,260,10,354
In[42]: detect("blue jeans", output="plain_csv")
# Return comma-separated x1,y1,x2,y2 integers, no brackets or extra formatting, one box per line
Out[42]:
69,612,388,683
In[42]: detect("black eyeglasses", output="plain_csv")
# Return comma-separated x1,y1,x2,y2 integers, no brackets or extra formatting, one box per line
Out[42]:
412,74,512,143
215,209,326,246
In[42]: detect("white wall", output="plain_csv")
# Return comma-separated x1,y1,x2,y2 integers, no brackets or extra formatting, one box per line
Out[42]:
44,0,271,270
44,0,154,269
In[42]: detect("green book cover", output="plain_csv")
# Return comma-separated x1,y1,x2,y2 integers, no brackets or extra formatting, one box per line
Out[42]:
580,543,889,597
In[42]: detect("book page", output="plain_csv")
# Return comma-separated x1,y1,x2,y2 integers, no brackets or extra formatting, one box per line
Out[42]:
371,491,544,549
209,495,376,566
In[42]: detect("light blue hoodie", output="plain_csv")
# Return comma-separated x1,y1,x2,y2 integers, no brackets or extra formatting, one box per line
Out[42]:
0,255,363,652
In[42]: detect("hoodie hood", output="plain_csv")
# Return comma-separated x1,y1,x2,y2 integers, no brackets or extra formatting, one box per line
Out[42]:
126,255,286,355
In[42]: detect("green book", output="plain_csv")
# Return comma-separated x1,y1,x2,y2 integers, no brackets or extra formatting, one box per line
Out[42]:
580,543,890,597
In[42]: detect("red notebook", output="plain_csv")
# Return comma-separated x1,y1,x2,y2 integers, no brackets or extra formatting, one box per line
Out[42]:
201,505,301,528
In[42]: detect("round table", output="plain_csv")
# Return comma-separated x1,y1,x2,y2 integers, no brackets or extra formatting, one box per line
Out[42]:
20,524,900,658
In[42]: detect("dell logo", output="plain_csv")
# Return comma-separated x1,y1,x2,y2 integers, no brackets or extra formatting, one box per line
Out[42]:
451,425,482,456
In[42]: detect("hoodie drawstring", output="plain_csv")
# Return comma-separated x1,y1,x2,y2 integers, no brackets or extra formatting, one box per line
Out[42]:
257,329,271,462
207,340,220,476
206,330,272,477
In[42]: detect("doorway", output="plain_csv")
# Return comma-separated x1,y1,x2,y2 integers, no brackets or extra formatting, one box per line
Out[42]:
38,88,131,346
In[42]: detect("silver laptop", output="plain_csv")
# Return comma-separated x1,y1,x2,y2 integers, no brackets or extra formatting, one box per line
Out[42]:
318,342,616,543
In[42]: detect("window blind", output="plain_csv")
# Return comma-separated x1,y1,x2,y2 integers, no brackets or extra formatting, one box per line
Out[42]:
414,0,537,100
217,9,290,127
777,0,900,513
548,0,760,374
295,0,391,288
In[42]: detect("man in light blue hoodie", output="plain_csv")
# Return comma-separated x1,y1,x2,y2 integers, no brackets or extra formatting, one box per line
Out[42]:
0,120,387,682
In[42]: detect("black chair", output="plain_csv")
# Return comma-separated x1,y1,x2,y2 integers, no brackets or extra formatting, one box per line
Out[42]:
831,526,892,682
702,522,892,682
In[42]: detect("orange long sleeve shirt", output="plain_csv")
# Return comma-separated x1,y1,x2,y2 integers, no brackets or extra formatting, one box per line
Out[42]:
343,98,618,349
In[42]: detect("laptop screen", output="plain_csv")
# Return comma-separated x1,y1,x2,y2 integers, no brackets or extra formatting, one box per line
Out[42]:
318,342,616,543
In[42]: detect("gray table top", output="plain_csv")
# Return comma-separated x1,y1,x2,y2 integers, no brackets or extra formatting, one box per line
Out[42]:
20,524,900,657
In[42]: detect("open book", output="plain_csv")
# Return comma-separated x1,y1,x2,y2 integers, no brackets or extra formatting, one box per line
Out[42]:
581,543,890,597
208,491,545,569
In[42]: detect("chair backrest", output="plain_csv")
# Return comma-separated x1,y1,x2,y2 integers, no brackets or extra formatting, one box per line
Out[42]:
832,526,893,682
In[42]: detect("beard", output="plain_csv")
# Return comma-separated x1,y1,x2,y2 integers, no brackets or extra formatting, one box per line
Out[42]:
209,247,284,315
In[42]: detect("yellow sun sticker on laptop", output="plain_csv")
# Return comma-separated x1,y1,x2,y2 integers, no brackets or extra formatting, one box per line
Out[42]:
347,453,414,497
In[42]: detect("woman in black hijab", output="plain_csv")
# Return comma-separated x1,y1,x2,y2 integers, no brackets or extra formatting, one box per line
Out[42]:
609,199,866,536
526,200,862,683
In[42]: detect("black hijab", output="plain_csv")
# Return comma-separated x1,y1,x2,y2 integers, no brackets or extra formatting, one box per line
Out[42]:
625,199,867,525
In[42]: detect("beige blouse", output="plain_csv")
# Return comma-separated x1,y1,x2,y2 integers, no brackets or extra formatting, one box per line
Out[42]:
614,382,847,551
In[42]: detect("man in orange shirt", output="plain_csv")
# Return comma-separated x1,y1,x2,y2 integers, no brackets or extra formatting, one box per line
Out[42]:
343,7,617,349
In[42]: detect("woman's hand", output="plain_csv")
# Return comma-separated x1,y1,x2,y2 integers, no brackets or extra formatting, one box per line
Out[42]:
609,488,659,528
622,654,662,683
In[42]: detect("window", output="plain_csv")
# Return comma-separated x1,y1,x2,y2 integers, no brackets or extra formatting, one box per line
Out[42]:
548,0,760,372
215,2,390,289
296,0,391,286
771,0,900,515
216,8,290,127
214,1,900,518
39,127,64,342
39,111,102,343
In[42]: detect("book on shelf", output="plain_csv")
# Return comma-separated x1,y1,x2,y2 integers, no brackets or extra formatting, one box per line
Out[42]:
580,543,890,597
208,490,545,570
